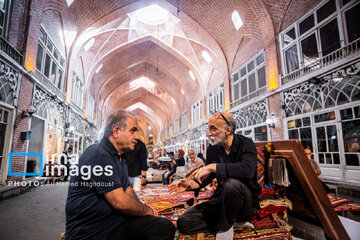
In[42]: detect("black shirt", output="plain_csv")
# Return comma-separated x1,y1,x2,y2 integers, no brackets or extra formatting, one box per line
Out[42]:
65,137,130,240
175,157,185,166
205,134,261,208
123,140,148,177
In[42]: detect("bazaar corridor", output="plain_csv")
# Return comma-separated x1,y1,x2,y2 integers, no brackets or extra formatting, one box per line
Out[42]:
0,0,360,239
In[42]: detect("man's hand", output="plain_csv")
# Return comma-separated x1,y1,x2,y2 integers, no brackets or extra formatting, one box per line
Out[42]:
315,169,321,175
195,164,216,183
168,179,189,193
141,176,147,185
146,206,159,216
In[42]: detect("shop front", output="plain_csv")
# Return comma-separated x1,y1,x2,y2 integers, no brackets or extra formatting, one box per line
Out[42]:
283,61,360,184
0,59,21,184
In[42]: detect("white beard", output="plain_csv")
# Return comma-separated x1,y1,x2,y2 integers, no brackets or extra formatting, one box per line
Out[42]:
209,132,226,145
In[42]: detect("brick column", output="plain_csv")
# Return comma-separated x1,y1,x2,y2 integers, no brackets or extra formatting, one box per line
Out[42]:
9,76,34,181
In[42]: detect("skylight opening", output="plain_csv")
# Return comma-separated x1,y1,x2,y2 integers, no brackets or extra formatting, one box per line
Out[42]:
66,0,75,7
95,64,103,73
189,70,195,80
84,38,95,52
232,11,243,31
126,103,151,112
202,51,213,64
129,77,156,91
136,4,169,26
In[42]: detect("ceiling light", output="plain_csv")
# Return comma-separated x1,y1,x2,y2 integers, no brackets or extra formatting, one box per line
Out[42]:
202,51,212,64
181,89,184,94
232,11,243,31
171,98,176,104
84,38,95,52
95,64,103,73
148,125,151,130
189,70,195,80
136,4,169,26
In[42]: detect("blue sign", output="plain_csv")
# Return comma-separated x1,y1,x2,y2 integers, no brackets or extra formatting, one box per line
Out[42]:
8,150,43,176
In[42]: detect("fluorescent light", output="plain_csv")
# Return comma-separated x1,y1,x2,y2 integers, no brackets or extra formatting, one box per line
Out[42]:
189,70,195,80
202,51,212,64
84,38,95,52
95,64,103,73
231,11,243,31
181,89,184,94
136,4,169,26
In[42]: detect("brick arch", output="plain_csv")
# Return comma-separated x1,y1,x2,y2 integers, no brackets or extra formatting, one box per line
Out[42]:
84,35,209,98
96,61,186,116
106,88,172,124
132,108,161,144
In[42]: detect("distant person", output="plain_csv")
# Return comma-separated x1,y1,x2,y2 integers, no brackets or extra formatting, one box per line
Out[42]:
162,152,176,185
197,152,206,163
60,146,72,181
124,139,148,187
176,149,185,166
304,147,330,193
186,150,205,176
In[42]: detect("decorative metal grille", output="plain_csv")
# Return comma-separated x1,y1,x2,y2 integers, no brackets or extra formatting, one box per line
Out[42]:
0,59,20,105
284,61,360,117
70,110,84,133
33,86,65,125
190,127,201,140
231,100,268,129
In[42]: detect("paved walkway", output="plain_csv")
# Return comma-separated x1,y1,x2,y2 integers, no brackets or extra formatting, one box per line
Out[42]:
0,182,68,240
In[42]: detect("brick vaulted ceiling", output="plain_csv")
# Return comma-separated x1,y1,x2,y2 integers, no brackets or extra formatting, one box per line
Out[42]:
57,0,321,141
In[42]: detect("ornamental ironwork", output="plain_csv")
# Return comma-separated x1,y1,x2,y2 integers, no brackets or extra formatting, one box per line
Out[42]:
69,110,84,133
231,100,268,129
33,86,65,125
283,61,360,117
190,127,201,140
0,59,21,105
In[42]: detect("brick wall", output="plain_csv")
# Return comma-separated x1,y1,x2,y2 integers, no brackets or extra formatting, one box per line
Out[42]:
268,93,284,141
7,0,28,52
9,75,34,180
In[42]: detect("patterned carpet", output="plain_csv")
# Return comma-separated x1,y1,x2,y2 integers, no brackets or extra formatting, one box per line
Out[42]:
138,185,293,240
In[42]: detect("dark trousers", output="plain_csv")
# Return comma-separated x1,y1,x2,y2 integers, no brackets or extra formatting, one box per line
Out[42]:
162,171,175,185
104,215,175,240
177,178,254,234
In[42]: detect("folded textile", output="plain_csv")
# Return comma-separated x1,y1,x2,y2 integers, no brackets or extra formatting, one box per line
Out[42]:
272,212,292,232
260,198,292,210
251,215,278,229
259,188,278,199
258,206,287,218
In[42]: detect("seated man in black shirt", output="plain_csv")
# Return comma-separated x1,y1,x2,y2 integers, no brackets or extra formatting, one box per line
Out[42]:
169,112,261,237
65,110,175,240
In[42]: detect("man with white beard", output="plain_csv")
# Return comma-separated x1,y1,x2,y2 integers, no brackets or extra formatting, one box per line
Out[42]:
169,112,261,239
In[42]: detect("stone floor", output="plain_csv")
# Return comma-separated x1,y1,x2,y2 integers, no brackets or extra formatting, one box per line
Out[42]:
0,182,68,240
